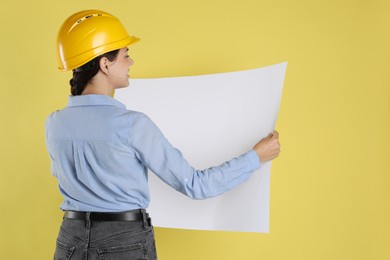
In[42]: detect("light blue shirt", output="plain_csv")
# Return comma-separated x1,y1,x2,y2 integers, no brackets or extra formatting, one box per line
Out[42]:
45,94,261,212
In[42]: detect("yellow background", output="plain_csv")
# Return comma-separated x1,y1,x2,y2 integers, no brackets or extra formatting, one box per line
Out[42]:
1,0,389,259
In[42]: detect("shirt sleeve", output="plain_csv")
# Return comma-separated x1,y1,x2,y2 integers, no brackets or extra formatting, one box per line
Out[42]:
129,113,261,200
44,112,57,177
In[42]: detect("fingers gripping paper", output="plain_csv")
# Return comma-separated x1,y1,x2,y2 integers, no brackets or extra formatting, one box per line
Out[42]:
115,62,287,233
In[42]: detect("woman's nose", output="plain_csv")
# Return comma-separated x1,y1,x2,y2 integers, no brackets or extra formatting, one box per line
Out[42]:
129,58,134,66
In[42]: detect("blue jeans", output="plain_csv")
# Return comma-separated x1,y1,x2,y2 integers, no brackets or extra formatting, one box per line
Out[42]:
54,210,157,260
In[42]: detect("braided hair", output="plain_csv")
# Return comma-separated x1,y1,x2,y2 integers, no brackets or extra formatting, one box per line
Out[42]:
69,49,119,96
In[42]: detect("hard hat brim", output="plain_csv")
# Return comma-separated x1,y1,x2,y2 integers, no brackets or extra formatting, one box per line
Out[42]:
59,36,140,71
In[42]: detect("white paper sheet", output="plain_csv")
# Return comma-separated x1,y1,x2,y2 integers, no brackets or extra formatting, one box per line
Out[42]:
115,62,287,233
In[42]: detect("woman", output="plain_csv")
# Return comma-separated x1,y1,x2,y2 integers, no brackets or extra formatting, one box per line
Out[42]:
45,10,281,260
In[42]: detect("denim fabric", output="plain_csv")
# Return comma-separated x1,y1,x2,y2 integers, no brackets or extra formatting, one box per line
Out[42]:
54,211,157,260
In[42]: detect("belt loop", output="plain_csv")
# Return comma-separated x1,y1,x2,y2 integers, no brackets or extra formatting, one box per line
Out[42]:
141,209,148,229
85,212,91,229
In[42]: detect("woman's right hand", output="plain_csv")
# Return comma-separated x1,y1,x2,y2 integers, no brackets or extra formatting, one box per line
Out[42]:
253,131,281,163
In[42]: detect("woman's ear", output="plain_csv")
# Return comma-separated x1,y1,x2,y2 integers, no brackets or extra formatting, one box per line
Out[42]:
99,57,110,74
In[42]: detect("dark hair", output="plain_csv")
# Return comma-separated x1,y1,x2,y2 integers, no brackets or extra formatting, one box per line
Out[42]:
70,49,120,96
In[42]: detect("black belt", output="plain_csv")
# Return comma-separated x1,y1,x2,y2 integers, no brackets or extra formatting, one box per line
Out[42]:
64,209,147,222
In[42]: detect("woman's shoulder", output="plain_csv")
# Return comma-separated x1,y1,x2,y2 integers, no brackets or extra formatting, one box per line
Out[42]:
124,109,147,119
123,110,155,126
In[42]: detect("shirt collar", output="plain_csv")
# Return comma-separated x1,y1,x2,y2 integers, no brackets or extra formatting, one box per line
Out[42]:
68,94,126,109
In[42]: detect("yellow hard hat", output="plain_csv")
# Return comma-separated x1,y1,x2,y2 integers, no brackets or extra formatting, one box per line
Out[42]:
57,10,140,71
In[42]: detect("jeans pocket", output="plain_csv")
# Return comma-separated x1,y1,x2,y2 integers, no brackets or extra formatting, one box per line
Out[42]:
54,240,75,260
97,242,146,260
